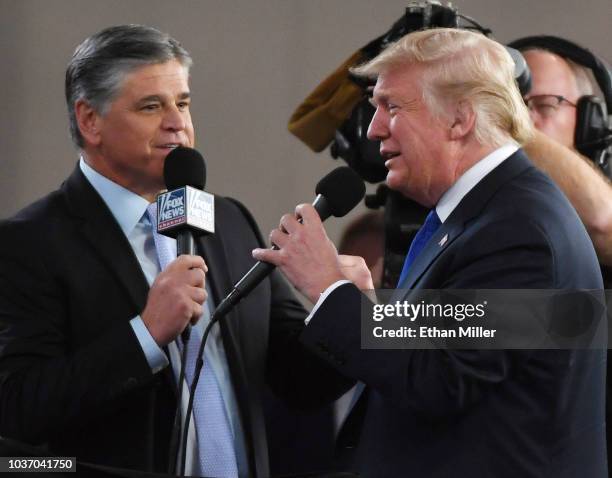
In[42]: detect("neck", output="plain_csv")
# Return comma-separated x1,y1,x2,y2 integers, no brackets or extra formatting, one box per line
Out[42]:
451,140,497,184
81,150,162,203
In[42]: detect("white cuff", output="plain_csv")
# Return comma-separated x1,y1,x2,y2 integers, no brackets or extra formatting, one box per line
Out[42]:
304,280,352,325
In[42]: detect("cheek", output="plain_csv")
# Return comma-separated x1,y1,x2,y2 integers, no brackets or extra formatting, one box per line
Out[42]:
540,115,575,146
186,123,195,145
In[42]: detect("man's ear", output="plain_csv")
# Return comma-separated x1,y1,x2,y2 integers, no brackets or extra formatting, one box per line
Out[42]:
449,100,476,140
74,99,102,146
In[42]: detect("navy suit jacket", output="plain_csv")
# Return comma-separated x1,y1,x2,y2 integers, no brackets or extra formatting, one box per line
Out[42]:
301,150,607,477
0,165,351,476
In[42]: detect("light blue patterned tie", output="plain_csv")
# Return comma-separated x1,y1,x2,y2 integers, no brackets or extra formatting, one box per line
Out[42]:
397,209,441,287
147,203,238,477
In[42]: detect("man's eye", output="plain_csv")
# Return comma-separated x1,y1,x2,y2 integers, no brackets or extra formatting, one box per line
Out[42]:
141,104,159,111
177,101,190,110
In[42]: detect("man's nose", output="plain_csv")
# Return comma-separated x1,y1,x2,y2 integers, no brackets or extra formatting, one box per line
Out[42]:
162,106,186,131
367,108,389,141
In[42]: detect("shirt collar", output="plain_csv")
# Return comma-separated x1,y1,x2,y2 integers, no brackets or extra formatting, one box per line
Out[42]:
436,143,519,223
79,157,151,236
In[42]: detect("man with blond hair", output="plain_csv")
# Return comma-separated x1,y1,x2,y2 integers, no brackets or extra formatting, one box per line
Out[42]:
254,28,606,477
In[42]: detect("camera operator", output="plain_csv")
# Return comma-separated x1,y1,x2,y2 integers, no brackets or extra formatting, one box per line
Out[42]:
518,44,612,266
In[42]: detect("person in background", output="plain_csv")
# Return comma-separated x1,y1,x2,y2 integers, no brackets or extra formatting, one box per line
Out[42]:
520,46,612,266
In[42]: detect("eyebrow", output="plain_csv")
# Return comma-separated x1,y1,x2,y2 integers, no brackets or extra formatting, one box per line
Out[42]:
135,92,191,105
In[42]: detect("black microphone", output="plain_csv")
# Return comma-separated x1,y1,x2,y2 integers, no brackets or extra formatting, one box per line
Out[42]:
213,166,366,322
157,146,214,343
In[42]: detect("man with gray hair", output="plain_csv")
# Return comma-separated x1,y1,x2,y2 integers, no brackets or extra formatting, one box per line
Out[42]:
519,45,612,266
254,28,606,476
0,24,350,477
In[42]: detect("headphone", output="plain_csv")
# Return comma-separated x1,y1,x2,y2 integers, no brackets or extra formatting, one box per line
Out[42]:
508,35,612,176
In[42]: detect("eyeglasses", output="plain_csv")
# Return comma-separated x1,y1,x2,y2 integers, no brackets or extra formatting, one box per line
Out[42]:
524,95,577,118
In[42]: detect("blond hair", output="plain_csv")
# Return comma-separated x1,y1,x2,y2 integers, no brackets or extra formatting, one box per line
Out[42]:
352,28,534,147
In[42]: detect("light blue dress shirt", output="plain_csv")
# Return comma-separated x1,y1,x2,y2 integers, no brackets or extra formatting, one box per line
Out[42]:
79,159,248,477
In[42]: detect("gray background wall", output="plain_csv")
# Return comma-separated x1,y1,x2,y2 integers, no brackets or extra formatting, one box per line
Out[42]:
1,0,610,245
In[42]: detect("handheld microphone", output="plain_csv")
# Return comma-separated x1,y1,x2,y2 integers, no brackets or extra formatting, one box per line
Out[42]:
213,166,366,322
157,146,214,343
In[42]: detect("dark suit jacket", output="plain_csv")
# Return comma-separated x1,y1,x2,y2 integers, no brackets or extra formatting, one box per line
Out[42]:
301,150,608,477
0,165,351,476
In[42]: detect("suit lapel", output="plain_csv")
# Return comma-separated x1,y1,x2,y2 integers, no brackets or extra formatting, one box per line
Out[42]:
399,220,464,290
62,165,150,313
197,220,248,386
398,150,533,292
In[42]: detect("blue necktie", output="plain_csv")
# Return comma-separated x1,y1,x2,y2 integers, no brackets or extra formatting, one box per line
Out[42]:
397,209,441,287
146,203,238,477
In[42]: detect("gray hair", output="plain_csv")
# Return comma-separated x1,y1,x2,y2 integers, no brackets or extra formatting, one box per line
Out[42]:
65,24,192,148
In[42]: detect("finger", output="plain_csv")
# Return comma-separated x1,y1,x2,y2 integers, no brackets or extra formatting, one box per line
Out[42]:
186,268,206,287
338,254,367,268
270,228,289,249
189,285,208,304
190,303,203,323
279,213,301,234
295,203,321,225
174,254,208,272
252,248,283,265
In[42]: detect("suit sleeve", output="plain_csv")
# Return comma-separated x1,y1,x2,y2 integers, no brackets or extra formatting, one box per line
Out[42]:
300,217,556,417
0,220,155,443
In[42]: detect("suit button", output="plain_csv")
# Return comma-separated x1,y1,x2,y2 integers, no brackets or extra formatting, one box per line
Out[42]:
124,377,138,390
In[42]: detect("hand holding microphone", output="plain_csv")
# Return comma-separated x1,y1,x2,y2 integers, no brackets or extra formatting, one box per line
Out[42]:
141,255,208,346
141,147,213,346
252,167,368,303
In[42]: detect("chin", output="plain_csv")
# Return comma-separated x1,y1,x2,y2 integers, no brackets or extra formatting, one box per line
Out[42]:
385,172,405,193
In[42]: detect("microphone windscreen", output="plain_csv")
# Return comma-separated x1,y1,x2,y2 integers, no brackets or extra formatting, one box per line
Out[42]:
315,166,365,217
163,147,207,191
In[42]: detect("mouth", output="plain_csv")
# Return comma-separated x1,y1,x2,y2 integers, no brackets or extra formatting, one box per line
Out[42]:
156,143,183,151
381,150,400,167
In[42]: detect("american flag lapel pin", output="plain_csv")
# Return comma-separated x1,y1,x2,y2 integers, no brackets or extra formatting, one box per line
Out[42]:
438,234,448,247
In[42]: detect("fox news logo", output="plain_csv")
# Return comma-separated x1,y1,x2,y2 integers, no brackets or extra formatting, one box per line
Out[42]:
157,189,187,230
156,186,215,235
